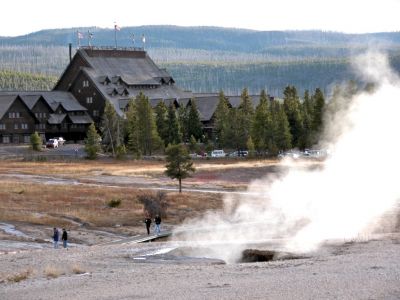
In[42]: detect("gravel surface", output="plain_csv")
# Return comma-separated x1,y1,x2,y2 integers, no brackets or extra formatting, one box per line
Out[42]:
1,234,400,299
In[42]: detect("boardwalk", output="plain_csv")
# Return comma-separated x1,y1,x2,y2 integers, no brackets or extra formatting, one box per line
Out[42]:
100,231,172,246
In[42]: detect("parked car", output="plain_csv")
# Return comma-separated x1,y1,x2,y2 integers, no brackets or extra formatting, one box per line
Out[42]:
228,150,248,157
46,139,59,148
54,137,66,146
211,149,226,157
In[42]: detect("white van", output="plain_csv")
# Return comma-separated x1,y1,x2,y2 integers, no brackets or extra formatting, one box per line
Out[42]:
211,149,226,157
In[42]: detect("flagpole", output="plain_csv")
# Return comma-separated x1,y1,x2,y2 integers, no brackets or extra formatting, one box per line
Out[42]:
114,23,117,49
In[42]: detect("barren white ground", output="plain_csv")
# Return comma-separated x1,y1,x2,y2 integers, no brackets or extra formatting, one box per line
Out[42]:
1,233,400,300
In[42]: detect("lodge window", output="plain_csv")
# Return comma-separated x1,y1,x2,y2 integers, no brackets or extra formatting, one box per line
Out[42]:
35,124,46,130
35,112,47,119
86,97,93,104
93,110,99,117
21,124,28,130
14,124,18,129
83,80,89,87
3,136,10,143
24,135,30,143
0,124,5,130
9,112,20,118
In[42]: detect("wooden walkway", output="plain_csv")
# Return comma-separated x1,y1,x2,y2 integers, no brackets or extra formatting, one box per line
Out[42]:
99,231,172,246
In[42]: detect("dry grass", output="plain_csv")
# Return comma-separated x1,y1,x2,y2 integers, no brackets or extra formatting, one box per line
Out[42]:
0,158,286,228
0,158,281,178
71,264,86,274
44,266,63,278
6,268,33,283
0,179,223,228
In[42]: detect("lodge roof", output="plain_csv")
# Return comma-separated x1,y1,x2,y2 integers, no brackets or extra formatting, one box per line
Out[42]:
48,113,67,124
0,94,18,119
69,114,93,124
72,48,192,115
0,91,87,112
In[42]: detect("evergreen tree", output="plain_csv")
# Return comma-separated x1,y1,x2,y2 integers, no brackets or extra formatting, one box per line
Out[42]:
100,101,121,157
311,88,325,135
187,99,203,141
225,107,245,150
299,90,314,149
237,88,254,145
154,102,169,145
213,90,230,148
166,103,181,146
177,105,188,142
251,89,271,155
272,100,292,154
136,92,162,155
188,135,198,153
283,85,303,149
125,99,141,158
246,136,255,157
227,88,254,151
165,144,195,193
30,131,42,151
84,123,101,160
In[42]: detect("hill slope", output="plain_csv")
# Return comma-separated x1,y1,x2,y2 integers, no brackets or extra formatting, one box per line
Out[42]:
1,26,400,95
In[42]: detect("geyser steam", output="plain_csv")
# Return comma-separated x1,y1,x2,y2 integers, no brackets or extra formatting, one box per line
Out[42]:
174,52,400,263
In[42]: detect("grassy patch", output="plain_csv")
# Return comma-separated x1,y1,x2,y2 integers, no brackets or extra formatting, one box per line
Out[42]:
7,268,33,283
71,264,86,274
107,198,122,208
44,266,63,279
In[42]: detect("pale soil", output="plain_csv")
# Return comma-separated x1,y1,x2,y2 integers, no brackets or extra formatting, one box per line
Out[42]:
1,234,400,299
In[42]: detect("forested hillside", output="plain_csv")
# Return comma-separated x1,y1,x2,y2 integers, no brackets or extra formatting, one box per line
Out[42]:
0,26,399,94
0,69,57,91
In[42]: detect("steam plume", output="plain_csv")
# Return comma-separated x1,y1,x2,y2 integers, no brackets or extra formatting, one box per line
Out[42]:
174,51,400,263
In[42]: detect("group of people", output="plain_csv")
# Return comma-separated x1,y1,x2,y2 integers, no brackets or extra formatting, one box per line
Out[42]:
144,215,162,235
52,228,68,249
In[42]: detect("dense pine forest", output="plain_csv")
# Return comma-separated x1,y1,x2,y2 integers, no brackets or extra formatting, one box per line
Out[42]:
0,26,399,94
0,69,57,91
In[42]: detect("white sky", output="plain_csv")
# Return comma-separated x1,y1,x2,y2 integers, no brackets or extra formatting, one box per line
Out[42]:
1,0,399,36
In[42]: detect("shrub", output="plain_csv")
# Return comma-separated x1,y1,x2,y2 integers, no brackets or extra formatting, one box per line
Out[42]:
137,191,168,218
44,266,63,278
84,123,101,160
7,269,32,282
30,132,42,151
107,198,122,208
115,144,127,160
71,264,86,274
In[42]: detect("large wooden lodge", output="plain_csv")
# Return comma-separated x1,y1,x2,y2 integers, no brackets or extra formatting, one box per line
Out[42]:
0,46,266,144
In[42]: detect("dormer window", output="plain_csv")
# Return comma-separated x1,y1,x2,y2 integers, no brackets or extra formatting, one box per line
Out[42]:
8,112,20,118
83,80,90,87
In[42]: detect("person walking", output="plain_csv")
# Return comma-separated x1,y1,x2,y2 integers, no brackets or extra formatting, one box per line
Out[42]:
61,228,68,248
144,216,152,235
154,215,161,235
53,228,59,249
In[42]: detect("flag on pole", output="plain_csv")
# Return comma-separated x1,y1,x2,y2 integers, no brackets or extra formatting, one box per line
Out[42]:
114,24,121,31
77,31,84,39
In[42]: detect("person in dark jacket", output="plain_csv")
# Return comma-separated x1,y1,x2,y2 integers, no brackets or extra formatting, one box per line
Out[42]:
154,215,161,235
53,228,59,249
61,228,68,248
144,217,152,235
